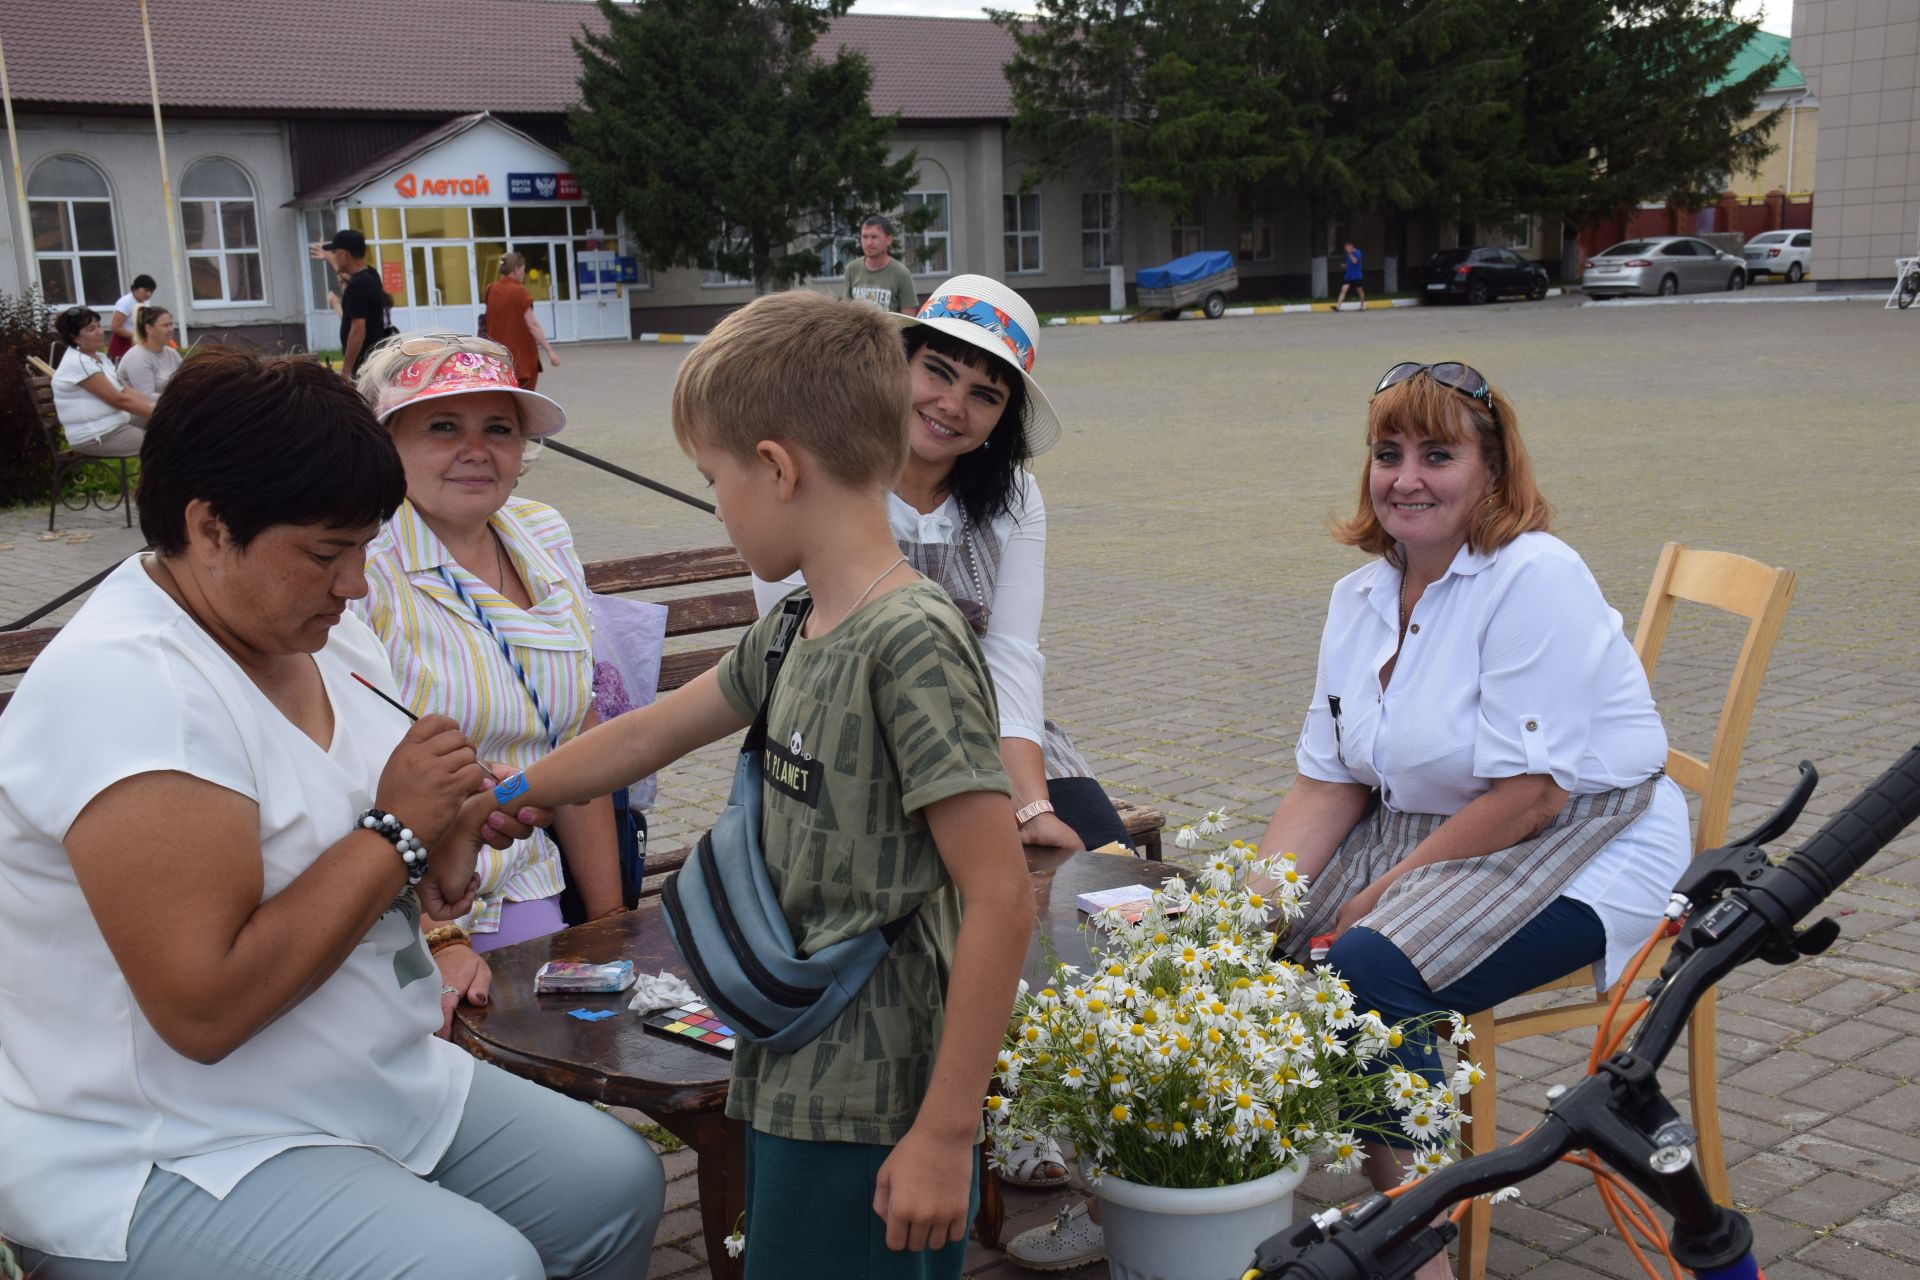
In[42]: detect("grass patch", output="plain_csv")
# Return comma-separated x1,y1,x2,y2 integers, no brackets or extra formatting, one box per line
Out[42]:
628,1121,687,1152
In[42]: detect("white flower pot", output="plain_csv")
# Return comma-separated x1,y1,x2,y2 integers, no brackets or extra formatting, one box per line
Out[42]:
1090,1160,1309,1280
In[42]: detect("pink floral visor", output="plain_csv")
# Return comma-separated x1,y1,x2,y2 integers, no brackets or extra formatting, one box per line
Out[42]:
374,351,567,437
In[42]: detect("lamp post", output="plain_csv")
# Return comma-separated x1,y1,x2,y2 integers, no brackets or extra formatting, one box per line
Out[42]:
138,0,190,344
0,31,39,297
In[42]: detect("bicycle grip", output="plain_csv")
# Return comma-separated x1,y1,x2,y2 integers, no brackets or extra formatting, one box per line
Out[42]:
1772,742,1920,922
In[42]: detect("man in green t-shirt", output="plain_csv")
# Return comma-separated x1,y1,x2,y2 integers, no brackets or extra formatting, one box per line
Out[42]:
845,215,919,315
484,290,1032,1280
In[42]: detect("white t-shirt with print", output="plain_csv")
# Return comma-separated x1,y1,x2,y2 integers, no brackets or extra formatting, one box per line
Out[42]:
0,557,472,1261
51,346,131,446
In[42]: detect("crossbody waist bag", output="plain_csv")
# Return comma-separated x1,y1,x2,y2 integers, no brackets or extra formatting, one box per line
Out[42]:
660,595,919,1054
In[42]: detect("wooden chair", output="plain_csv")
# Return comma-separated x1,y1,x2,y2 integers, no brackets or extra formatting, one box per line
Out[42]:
1455,544,1796,1280
23,359,135,532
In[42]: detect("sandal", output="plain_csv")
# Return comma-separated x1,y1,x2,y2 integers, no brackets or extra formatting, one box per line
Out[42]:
1006,1199,1105,1272
995,1134,1070,1188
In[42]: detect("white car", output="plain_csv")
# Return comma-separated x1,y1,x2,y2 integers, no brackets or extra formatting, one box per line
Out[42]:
1743,230,1812,283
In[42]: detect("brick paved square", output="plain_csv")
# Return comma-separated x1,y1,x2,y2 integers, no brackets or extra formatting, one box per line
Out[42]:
5,296,1917,1278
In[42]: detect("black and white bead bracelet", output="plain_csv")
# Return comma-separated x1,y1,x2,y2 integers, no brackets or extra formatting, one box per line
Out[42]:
357,808,428,885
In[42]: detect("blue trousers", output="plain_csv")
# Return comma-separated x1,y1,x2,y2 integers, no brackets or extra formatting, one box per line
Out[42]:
18,1060,665,1278
1327,896,1605,1147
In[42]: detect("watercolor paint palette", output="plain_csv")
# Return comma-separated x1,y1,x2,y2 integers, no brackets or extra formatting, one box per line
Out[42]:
641,1002,737,1055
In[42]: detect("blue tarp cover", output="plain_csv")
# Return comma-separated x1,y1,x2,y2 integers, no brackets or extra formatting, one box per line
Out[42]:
1136,250,1234,289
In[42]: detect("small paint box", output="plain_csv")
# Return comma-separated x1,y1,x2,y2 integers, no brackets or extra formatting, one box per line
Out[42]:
641,1001,737,1055
534,960,637,994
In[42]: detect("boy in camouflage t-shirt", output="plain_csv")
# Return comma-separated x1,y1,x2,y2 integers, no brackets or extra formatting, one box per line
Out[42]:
493,291,1034,1278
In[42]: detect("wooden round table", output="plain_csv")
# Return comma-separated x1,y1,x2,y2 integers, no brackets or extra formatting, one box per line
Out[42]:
454,846,1180,1276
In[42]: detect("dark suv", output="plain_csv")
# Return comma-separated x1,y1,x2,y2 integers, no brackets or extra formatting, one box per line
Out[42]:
1420,247,1551,304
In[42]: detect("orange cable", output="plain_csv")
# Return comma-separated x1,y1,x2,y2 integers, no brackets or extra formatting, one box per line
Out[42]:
1590,922,1668,1074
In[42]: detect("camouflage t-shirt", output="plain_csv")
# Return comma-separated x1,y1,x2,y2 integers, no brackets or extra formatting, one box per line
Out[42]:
715,581,1009,1143
844,258,918,313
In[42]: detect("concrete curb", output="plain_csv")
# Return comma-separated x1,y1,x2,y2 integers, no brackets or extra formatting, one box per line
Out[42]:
1580,291,1882,307
1043,292,1567,326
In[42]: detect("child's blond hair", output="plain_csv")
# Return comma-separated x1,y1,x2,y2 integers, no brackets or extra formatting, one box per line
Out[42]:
671,291,910,486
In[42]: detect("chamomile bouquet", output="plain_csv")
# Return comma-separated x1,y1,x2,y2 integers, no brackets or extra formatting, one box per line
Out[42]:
988,835,1476,1190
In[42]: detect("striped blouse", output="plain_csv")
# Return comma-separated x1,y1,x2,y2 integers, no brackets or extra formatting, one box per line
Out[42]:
351,497,594,934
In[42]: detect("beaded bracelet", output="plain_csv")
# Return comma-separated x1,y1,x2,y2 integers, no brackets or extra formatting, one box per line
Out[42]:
357,808,428,885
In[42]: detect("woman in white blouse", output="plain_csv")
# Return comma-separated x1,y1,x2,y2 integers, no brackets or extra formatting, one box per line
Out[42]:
1260,362,1690,1240
50,307,154,457
0,350,662,1277
754,275,1129,857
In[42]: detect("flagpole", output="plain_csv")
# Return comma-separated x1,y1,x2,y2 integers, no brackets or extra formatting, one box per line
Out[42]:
0,31,38,297
137,0,188,344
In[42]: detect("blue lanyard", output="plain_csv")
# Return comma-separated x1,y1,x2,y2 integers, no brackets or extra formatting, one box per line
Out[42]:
436,561,560,752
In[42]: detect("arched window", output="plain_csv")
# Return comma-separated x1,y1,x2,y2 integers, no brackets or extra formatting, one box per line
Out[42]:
27,155,121,307
182,158,264,304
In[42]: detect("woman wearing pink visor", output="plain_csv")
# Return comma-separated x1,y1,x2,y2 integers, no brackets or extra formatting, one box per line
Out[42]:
352,334,626,1026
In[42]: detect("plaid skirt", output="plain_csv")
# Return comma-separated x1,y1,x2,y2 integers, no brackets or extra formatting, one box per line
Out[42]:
1280,776,1661,991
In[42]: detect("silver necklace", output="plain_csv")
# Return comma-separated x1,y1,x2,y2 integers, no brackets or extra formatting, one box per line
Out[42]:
846,555,908,617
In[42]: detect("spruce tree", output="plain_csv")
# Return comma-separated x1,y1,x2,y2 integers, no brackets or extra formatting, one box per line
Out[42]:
1500,0,1785,276
565,0,924,293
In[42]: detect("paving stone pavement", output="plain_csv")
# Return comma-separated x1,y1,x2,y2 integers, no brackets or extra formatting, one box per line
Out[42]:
3,294,1917,1278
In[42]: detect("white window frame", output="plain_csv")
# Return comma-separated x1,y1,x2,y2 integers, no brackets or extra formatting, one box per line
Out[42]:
180,157,267,308
1003,192,1043,275
27,154,122,308
1082,192,1116,270
1482,215,1535,253
701,224,753,287
901,191,950,276
1170,215,1203,258
1238,218,1274,262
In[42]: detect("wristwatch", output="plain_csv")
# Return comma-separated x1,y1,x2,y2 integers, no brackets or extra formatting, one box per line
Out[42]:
1014,799,1056,826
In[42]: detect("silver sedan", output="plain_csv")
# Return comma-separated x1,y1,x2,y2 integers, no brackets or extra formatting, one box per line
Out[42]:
1581,237,1750,298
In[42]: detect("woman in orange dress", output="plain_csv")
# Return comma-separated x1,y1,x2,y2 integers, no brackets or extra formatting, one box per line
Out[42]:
481,252,561,390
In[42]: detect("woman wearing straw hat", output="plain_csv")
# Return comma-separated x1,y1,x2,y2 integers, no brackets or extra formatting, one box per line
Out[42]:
758,275,1129,860
351,334,627,1023
753,275,1127,1203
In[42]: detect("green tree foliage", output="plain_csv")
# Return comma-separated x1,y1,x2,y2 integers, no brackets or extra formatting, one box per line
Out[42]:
992,0,1149,281
0,289,58,508
1514,1,1783,222
565,0,925,292
997,0,1781,290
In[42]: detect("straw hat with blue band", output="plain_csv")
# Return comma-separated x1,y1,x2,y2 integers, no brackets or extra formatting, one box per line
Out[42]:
892,274,1062,456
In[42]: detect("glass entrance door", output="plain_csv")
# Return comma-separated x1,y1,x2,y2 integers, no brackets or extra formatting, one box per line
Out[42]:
511,241,575,344
407,243,477,334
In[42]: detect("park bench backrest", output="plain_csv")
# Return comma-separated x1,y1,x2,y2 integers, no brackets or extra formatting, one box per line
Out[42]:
0,545,1165,861
0,544,757,718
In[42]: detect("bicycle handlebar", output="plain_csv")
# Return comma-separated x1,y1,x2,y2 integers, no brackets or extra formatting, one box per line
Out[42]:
1247,742,1920,1280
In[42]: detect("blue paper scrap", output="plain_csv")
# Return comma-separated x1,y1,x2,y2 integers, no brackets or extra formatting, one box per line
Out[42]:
567,1009,618,1021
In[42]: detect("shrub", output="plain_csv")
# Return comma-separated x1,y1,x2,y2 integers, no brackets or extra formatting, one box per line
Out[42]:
0,288,58,507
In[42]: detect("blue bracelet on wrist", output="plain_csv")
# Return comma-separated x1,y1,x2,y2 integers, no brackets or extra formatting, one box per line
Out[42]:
492,771,530,807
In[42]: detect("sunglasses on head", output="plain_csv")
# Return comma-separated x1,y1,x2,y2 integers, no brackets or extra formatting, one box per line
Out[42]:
1373,361,1492,405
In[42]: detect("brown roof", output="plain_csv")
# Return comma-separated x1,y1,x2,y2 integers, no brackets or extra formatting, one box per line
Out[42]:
2,1,1014,121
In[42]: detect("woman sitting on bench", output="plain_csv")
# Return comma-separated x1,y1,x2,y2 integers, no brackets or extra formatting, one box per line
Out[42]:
351,333,631,1023
0,351,663,1278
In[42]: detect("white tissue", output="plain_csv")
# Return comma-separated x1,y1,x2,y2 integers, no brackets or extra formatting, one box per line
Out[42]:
627,972,700,1015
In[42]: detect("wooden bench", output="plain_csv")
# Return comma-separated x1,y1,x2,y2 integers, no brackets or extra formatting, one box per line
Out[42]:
0,545,1167,869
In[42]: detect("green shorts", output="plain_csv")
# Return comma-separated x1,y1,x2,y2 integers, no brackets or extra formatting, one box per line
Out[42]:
742,1129,980,1280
